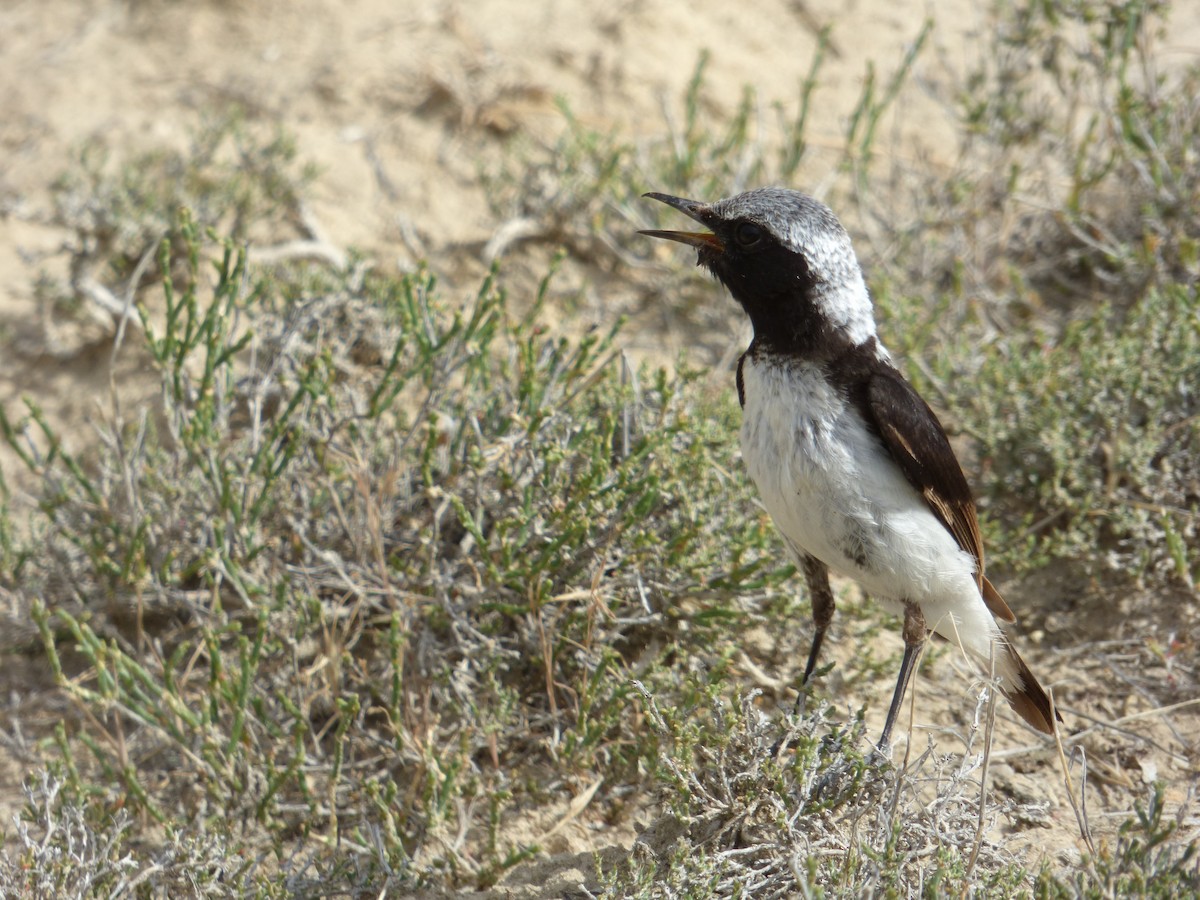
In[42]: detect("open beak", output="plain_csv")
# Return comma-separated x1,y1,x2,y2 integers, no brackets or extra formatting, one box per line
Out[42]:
638,192,724,251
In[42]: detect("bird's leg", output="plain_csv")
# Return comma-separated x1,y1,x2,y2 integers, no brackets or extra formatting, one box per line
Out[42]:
801,555,835,684
795,555,835,714
878,601,927,750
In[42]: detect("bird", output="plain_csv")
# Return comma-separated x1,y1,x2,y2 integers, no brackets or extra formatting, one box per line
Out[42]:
640,187,1058,748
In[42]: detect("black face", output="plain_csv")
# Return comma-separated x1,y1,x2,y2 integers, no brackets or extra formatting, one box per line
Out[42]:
640,192,833,356
704,219,836,355
702,218,810,302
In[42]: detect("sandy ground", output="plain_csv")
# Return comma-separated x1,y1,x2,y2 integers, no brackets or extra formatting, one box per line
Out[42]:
1,0,1198,888
0,0,979,450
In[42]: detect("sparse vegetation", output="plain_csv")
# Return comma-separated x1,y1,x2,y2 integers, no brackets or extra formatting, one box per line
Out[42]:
1,190,796,892
1,0,1198,897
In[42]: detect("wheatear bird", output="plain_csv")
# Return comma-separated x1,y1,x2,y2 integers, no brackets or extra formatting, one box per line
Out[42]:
641,187,1058,748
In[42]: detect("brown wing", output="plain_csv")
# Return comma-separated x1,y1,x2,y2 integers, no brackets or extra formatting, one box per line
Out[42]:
866,372,1015,624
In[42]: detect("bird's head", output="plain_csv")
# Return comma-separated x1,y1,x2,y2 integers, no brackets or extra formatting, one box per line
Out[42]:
640,187,877,355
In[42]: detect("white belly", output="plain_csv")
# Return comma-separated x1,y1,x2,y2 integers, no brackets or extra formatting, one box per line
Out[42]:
739,356,1003,662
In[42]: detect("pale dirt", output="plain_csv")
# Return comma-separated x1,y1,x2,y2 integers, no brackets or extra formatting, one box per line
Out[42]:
1,0,1197,890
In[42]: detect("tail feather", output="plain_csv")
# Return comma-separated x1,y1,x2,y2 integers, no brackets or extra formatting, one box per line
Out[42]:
1001,644,1059,735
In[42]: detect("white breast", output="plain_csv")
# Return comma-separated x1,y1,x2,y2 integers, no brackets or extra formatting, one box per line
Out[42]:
738,355,1007,673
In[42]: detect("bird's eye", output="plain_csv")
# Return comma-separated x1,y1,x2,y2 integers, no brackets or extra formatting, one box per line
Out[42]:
734,221,764,248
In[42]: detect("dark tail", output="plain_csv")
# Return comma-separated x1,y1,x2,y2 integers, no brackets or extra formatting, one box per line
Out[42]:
1002,643,1060,735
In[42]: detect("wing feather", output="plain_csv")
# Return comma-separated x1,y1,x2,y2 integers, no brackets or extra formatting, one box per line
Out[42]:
865,372,1015,623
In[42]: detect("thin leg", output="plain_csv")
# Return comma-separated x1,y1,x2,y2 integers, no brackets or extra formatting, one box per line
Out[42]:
800,555,836,685
878,601,927,750
794,555,836,715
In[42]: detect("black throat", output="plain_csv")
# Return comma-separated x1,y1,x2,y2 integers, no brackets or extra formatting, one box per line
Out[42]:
704,241,842,358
